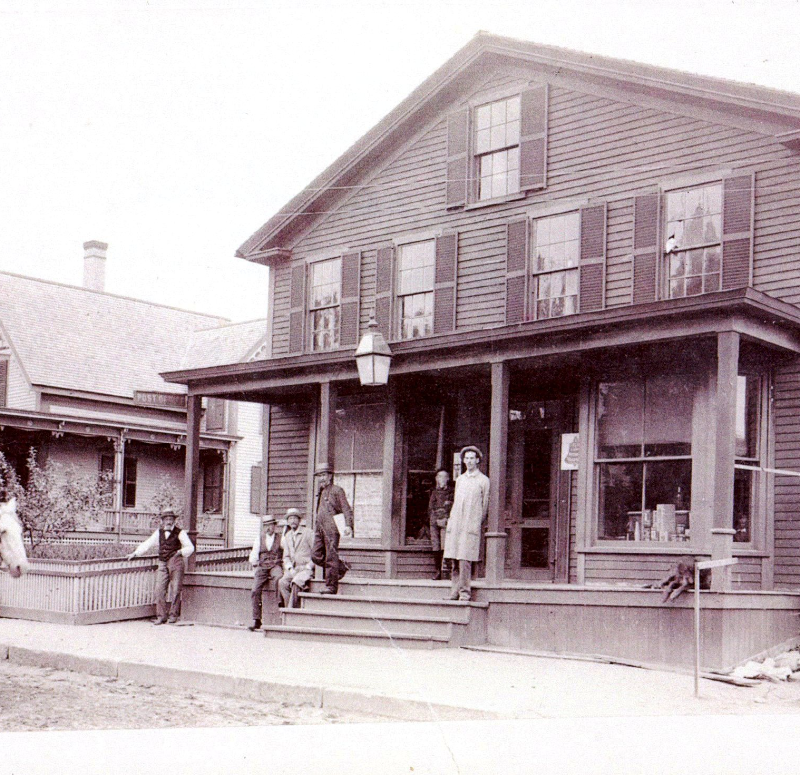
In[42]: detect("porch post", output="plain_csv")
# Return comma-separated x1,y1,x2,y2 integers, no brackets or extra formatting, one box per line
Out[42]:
485,361,510,583
382,382,400,577
113,434,125,537
184,394,202,570
316,381,336,470
710,331,739,591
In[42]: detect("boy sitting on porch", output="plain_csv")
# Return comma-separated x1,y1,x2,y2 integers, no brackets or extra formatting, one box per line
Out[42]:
428,468,454,580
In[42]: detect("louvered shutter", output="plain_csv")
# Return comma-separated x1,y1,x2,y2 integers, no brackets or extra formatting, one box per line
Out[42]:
519,85,548,192
579,205,607,313
374,246,395,340
632,194,660,304
288,263,306,354
250,465,262,514
721,173,754,289
433,234,458,334
205,398,225,431
339,251,361,347
446,109,470,208
506,220,529,324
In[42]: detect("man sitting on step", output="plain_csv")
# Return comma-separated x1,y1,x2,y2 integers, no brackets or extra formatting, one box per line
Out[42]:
278,507,314,608
248,514,283,631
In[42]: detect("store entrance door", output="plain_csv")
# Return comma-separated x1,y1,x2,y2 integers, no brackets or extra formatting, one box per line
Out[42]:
505,400,572,582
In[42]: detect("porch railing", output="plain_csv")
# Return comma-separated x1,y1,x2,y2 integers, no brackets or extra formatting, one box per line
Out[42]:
0,546,250,624
95,510,226,538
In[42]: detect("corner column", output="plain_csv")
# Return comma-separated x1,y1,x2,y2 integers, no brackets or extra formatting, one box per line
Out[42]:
184,394,202,570
710,331,740,591
485,361,510,583
112,434,125,538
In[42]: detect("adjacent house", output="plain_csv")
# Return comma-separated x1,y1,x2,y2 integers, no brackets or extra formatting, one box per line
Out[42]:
0,241,266,546
164,33,800,665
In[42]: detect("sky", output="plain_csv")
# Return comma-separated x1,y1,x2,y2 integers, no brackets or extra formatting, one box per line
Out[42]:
1,0,800,322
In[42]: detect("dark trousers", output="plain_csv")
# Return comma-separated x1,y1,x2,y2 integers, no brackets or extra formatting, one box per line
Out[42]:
311,515,348,593
251,564,282,621
154,554,185,621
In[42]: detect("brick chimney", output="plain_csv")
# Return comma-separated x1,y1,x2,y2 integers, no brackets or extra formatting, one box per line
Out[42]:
83,240,107,292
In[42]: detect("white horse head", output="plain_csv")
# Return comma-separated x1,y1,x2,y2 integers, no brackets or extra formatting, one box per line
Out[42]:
0,498,28,577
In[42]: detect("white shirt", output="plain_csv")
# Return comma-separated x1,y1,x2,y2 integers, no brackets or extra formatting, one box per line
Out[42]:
131,528,195,558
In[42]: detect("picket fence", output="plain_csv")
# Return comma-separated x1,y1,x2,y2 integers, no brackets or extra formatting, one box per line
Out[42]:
0,546,251,624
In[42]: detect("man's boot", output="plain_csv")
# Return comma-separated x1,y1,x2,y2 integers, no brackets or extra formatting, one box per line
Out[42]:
248,619,262,632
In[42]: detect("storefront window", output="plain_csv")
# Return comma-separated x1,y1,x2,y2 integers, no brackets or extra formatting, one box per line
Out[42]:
596,376,694,542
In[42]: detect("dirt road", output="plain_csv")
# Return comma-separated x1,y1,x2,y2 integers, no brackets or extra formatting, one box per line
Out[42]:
0,661,380,732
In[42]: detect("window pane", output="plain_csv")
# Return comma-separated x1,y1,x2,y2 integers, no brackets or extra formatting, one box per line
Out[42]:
334,402,385,472
398,240,435,295
733,466,753,542
475,104,491,130
598,462,643,539
644,376,693,456
506,96,520,121
597,382,644,458
309,257,341,309
735,375,759,458
401,292,433,339
310,307,340,351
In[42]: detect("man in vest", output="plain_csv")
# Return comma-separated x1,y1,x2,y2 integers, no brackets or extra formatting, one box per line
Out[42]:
127,510,195,625
248,514,283,631
311,464,353,594
278,507,314,608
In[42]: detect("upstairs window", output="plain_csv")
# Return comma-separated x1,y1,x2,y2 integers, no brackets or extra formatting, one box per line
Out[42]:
308,257,341,351
531,212,580,320
474,96,521,201
397,240,435,339
664,183,722,298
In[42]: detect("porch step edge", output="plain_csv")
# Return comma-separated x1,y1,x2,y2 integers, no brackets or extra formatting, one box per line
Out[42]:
283,609,462,625
261,625,450,644
299,593,488,609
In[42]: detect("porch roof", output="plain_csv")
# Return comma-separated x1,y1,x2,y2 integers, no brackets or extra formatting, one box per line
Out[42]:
162,288,800,400
0,407,237,451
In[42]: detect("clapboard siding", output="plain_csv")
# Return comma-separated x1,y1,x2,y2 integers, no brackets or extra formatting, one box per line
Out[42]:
568,470,578,584
269,73,800,358
731,557,763,589
773,358,800,588
584,555,680,585
266,403,312,518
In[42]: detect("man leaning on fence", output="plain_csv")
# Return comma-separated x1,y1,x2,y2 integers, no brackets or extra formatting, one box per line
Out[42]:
127,510,195,625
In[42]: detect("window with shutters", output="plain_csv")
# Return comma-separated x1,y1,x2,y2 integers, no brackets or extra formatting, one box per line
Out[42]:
474,96,521,201
397,240,435,339
308,257,341,351
664,183,722,298
530,212,580,319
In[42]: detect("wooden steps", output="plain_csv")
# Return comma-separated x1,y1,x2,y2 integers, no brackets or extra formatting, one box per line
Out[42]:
261,579,488,648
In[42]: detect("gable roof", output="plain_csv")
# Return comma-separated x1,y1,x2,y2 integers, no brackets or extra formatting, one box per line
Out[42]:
237,31,800,261
0,271,226,398
179,318,269,371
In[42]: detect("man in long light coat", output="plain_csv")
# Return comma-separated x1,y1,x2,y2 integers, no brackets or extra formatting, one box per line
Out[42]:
278,507,314,608
443,446,490,601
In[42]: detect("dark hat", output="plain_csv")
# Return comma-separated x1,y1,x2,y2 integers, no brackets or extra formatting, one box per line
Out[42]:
262,514,277,524
159,510,178,519
285,508,302,519
315,463,333,476
459,445,483,461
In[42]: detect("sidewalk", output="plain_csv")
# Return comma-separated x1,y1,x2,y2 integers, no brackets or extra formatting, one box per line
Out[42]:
0,617,797,721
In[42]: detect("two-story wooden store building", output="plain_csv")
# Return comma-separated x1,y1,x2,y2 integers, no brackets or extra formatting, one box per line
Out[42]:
165,34,800,667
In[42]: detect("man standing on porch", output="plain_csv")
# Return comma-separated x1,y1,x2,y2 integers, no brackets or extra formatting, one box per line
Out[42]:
312,464,353,595
444,446,490,601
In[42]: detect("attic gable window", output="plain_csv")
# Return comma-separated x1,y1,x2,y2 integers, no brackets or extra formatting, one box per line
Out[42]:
475,96,521,201
665,183,722,298
308,257,341,351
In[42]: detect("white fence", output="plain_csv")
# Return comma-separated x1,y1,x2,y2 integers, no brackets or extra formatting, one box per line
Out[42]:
0,547,251,624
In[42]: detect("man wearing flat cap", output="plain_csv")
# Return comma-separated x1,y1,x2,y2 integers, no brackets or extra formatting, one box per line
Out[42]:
311,464,353,594
443,446,490,601
278,507,314,608
127,510,194,625
248,514,283,631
